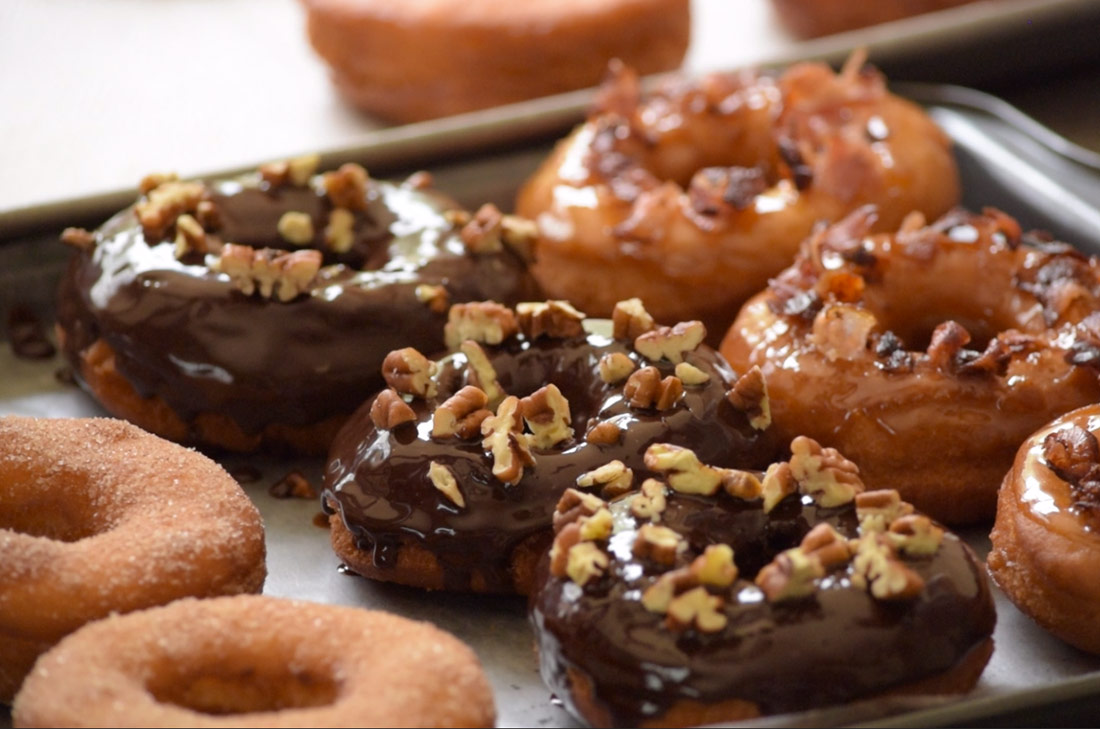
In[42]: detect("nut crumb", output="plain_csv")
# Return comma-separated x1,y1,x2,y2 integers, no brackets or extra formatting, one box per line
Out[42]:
268,470,316,500
612,298,655,340
428,461,465,508
634,320,706,364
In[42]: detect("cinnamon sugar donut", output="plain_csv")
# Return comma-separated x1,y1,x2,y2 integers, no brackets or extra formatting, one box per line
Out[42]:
56,158,538,454
0,416,265,703
530,438,996,726
323,299,780,594
515,53,960,334
301,0,690,122
989,404,1100,654
720,206,1100,525
12,595,495,727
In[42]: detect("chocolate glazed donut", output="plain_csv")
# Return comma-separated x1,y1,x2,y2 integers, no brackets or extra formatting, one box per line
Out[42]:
530,439,996,727
56,158,540,454
323,299,781,593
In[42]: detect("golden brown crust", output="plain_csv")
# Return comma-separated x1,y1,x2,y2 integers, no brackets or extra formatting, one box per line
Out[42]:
0,416,266,702
771,0,983,39
302,0,690,122
12,595,496,728
989,408,1100,654
73,336,343,455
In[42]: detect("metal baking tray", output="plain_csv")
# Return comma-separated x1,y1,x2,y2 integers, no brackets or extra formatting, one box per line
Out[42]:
3,85,1100,727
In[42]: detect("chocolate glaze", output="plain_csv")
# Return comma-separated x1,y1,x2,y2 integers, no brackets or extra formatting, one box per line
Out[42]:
531,490,996,725
55,176,539,438
324,332,781,592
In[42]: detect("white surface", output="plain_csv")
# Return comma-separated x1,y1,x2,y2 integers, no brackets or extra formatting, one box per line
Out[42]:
0,0,1081,219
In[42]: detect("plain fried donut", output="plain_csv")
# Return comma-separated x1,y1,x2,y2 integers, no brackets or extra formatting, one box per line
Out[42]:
530,437,995,726
56,157,538,454
323,299,780,594
301,0,690,122
989,404,1100,654
720,206,1100,525
0,416,265,703
12,595,496,727
515,53,960,334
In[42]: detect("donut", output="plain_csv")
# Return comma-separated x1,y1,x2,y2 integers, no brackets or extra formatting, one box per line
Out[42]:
323,298,781,594
514,52,960,335
12,595,495,727
0,416,265,704
530,437,996,726
300,0,690,123
719,206,1100,525
989,404,1100,654
771,0,985,39
56,157,539,454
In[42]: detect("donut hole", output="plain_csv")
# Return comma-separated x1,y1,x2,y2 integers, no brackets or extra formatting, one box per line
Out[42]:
0,473,109,542
147,665,339,715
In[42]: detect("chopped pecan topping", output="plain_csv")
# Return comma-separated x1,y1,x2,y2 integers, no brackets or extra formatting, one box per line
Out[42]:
887,514,944,556
576,460,634,498
925,321,971,372
549,523,581,577
644,443,724,496
196,200,221,230
443,302,518,350
432,385,491,439
721,469,763,500
135,180,206,240
460,203,505,254
760,461,796,513
520,384,574,449
381,347,438,399
60,227,95,250
666,586,728,633
172,214,207,259
577,507,614,542
623,367,682,410
403,170,434,190
277,211,315,246
1043,425,1100,483
428,461,465,508
585,420,623,445
798,523,852,569
630,478,668,521
268,470,316,500
553,488,608,533
598,352,636,384
414,284,450,313
287,154,321,186
674,361,710,386
727,366,771,430
789,436,863,507
632,523,683,565
855,489,914,533
688,166,767,216
500,214,538,261
322,163,369,211
755,547,824,602
213,244,321,301
481,396,535,485
612,298,656,340
634,320,706,364
138,172,179,195
811,304,877,361
516,300,586,339
566,542,610,586
370,388,416,430
459,340,504,407
324,208,356,253
851,533,925,600
691,543,738,587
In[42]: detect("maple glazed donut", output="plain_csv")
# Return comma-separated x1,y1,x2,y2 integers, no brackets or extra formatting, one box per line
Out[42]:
515,52,960,333
56,157,539,454
530,437,996,726
323,299,781,594
12,595,496,727
720,206,1100,526
0,416,265,704
301,0,690,123
989,405,1100,654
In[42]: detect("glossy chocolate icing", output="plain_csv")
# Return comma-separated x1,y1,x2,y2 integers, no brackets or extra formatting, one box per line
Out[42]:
530,488,996,725
55,175,539,439
324,330,780,592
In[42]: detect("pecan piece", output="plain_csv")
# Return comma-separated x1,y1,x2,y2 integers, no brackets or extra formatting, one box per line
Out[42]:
516,300,586,339
428,461,465,508
755,547,824,602
322,163,369,211
798,523,852,569
135,180,206,240
481,396,535,485
553,488,608,533
789,436,863,507
632,523,683,566
277,211,315,246
324,208,356,253
666,586,728,633
623,367,682,410
674,361,710,386
460,203,505,254
644,443,724,496
811,304,877,361
585,420,623,445
460,340,504,408
415,284,450,314
727,366,771,430
575,460,634,498
566,542,610,586
61,227,95,250
520,384,573,449
691,543,738,587
851,533,925,600
855,489,914,533
370,388,416,430
760,461,796,513
634,320,706,364
598,352,636,384
630,478,668,521
381,347,438,399
887,514,944,556
444,302,518,350
612,298,656,340
432,385,490,439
